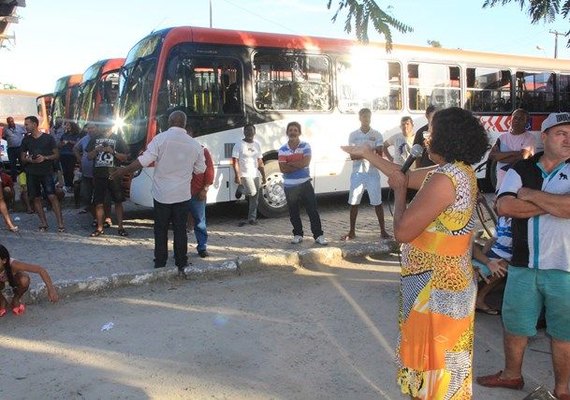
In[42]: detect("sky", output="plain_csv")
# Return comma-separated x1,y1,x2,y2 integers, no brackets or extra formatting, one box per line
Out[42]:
1,0,570,94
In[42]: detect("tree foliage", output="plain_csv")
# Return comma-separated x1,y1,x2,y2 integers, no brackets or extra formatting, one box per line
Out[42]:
427,40,442,47
326,0,413,51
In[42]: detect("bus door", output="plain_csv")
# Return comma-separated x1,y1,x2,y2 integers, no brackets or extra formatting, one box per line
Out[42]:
156,51,246,203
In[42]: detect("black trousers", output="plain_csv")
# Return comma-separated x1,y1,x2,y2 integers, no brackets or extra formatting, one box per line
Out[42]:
153,198,190,269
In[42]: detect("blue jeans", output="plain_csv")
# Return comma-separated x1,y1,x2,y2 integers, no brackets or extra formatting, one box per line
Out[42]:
189,197,208,252
153,198,190,269
241,176,260,221
284,180,323,239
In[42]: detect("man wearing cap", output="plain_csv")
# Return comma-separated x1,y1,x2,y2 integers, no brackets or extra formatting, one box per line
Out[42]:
477,112,570,400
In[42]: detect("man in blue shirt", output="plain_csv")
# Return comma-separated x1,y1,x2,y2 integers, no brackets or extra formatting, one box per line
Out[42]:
278,121,327,245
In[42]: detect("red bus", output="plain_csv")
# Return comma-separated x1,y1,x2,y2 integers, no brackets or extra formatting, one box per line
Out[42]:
115,26,570,216
74,58,125,129
51,74,82,123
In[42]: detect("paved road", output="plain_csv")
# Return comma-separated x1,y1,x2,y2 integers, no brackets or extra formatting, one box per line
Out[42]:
1,192,394,298
0,255,554,400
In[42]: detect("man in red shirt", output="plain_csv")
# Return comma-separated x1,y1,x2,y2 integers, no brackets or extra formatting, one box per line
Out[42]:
188,127,215,258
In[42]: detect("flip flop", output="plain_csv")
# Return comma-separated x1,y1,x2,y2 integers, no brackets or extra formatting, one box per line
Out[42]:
90,229,104,237
57,226,66,233
476,306,500,315
340,234,355,241
12,304,25,316
9,226,19,233
38,226,48,232
0,308,6,317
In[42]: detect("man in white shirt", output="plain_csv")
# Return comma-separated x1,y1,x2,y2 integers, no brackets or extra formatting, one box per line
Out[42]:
3,117,27,181
232,124,266,226
489,108,536,190
342,108,390,241
112,111,206,272
383,116,415,166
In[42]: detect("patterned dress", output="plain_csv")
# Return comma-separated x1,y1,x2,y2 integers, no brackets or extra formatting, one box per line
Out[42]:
397,162,478,400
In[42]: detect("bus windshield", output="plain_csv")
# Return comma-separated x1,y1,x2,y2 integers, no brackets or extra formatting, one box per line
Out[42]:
117,56,157,154
75,70,120,127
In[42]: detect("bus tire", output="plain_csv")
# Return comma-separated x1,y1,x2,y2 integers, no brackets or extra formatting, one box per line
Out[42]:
258,159,288,218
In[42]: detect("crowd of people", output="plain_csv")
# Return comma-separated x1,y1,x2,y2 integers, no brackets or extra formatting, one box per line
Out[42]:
343,106,570,400
1,107,569,399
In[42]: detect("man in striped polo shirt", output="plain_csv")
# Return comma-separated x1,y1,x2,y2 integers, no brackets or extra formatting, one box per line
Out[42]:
278,121,327,245
477,112,570,400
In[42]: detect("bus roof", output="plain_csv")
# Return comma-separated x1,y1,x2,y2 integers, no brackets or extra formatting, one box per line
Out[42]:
126,25,570,73
81,58,125,82
53,74,83,94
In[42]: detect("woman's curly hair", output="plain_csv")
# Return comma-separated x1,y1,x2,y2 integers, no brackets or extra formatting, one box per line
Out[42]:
428,107,490,165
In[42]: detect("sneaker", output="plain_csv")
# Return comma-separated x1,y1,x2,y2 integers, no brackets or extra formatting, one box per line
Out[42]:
198,250,209,258
248,219,258,225
291,235,303,244
315,235,328,246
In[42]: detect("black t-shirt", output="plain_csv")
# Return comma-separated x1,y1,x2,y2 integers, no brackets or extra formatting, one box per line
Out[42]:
20,133,57,176
413,124,435,168
86,133,128,178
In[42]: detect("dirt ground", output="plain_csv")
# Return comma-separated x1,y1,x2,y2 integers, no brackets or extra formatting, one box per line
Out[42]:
0,255,555,400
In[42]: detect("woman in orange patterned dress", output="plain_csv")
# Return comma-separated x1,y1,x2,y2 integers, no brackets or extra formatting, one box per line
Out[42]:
343,107,489,399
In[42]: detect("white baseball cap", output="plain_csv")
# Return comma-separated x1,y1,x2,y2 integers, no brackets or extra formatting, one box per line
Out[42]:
541,112,570,132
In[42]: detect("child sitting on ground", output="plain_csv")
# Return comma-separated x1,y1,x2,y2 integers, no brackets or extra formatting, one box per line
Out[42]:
472,215,511,315
0,244,59,316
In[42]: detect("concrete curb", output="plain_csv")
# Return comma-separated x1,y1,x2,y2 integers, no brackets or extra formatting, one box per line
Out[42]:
24,241,399,304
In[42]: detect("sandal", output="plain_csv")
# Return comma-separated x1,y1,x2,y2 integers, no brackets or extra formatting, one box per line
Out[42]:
12,304,26,316
104,220,112,229
9,226,19,233
476,306,500,315
38,226,48,232
118,228,129,237
90,229,104,237
57,226,66,233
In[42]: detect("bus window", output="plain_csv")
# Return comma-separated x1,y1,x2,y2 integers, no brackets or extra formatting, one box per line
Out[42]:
559,74,570,111
337,58,402,112
253,52,331,111
156,54,243,135
465,68,512,112
515,71,556,112
408,63,461,111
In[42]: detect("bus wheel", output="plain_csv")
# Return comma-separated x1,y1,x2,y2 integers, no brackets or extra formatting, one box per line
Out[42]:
258,160,288,218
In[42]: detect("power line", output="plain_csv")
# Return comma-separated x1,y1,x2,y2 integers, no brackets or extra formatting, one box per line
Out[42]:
217,0,298,34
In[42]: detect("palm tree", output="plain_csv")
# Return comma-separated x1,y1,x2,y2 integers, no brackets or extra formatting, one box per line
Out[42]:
326,0,413,51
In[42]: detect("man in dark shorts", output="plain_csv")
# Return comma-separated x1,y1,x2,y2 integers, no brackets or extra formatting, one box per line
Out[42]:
86,121,129,237
20,116,65,232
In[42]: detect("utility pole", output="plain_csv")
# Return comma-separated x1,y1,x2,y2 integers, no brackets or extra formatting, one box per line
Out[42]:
209,0,213,28
549,30,564,59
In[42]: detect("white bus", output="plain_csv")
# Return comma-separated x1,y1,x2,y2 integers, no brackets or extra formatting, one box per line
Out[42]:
115,26,570,216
